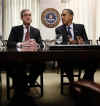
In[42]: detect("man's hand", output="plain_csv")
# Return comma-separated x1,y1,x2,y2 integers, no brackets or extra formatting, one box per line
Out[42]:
21,39,39,48
76,36,85,44
19,46,38,52
69,37,77,44
17,39,40,52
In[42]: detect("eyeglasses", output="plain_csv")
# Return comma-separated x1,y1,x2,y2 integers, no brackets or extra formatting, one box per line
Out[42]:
23,14,31,17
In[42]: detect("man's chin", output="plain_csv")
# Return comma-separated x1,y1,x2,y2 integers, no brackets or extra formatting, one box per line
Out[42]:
62,21,67,25
24,23,31,25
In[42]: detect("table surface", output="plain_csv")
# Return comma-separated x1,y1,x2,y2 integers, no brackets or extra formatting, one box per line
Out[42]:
0,45,100,64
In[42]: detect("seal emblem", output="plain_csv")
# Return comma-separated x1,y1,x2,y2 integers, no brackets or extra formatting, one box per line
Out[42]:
41,8,60,28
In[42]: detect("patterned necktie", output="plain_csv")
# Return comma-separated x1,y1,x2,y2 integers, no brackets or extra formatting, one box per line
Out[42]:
25,26,30,41
67,26,72,38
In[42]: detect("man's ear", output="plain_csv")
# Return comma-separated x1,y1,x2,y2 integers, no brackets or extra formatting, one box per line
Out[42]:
70,15,73,20
21,16,23,20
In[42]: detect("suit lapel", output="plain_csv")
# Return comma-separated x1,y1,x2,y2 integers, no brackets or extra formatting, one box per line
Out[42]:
30,26,33,39
73,23,76,39
62,25,69,43
18,25,24,42
62,25,67,35
73,23,78,40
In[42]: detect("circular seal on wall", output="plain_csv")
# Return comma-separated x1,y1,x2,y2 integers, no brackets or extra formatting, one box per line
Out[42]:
41,8,60,28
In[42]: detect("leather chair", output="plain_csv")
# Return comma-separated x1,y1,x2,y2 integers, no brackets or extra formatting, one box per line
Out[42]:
70,80,100,106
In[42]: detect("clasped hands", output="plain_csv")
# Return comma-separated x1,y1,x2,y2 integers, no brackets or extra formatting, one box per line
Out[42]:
20,39,39,52
68,36,85,44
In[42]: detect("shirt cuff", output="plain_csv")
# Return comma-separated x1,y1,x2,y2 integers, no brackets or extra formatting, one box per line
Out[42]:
42,41,46,50
16,42,22,48
16,48,22,52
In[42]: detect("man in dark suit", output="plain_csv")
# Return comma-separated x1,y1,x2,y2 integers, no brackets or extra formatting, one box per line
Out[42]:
55,9,96,82
7,10,43,49
7,9,45,95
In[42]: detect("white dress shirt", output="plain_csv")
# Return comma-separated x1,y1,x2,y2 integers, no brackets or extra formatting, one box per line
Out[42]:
16,25,30,48
66,24,74,40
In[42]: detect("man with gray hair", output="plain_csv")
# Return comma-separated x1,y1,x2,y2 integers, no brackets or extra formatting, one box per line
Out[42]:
7,9,45,97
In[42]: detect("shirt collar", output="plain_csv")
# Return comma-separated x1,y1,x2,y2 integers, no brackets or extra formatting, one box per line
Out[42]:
23,24,30,30
70,24,73,29
66,23,73,29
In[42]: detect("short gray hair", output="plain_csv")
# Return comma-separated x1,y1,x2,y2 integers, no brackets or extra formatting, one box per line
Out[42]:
20,9,30,18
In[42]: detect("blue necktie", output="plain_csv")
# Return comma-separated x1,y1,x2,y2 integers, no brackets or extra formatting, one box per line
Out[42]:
67,26,72,38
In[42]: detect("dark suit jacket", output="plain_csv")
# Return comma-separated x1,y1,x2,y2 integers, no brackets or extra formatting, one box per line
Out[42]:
7,25,44,48
55,23,88,44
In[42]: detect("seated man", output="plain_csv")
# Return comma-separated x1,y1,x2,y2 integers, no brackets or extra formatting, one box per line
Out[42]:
7,9,45,95
55,9,96,82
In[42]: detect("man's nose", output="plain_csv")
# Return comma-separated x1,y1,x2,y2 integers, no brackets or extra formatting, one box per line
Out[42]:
62,15,65,19
26,17,30,20
62,17,64,20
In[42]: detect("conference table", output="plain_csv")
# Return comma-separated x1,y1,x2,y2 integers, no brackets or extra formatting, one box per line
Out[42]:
0,44,100,100
0,44,100,64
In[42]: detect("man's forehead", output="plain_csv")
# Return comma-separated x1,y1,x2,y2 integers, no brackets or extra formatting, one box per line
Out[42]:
62,10,69,14
24,10,31,14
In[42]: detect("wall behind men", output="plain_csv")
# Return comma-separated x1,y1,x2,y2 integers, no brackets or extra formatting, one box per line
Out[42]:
40,0,62,41
2,0,98,41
